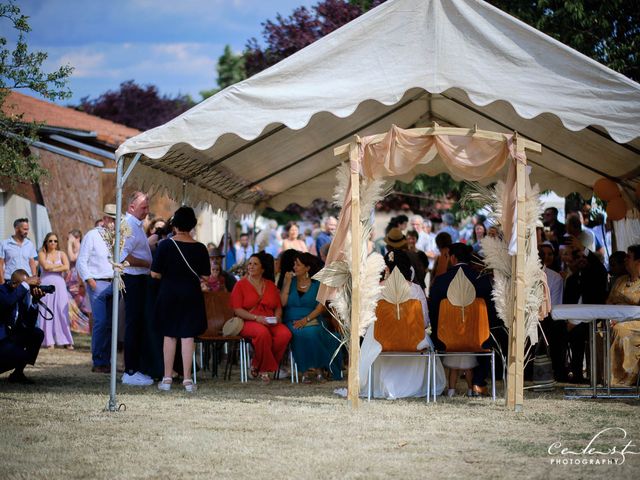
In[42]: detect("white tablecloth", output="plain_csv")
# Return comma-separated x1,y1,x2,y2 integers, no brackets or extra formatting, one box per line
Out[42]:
551,304,640,323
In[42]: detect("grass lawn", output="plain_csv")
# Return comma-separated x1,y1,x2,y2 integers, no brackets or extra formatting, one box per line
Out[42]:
1,335,638,479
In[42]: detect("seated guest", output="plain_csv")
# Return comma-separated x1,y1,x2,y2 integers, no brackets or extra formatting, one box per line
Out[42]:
608,251,628,291
538,244,566,380
385,228,426,289
563,245,608,383
607,245,640,386
281,252,342,382
230,252,291,383
276,249,299,291
471,223,487,255
430,232,452,286
282,222,308,253
429,243,497,395
151,206,211,392
203,261,226,292
0,270,45,383
360,250,445,399
209,247,237,292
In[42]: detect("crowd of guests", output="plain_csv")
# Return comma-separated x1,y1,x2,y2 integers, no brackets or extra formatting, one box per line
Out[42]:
2,196,639,398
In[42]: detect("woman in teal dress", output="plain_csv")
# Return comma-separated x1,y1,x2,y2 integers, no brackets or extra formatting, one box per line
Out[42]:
281,252,342,382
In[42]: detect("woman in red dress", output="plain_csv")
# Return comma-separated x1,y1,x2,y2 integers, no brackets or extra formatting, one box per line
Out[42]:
230,252,292,383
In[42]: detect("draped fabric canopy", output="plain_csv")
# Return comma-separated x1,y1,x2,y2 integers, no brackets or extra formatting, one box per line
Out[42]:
114,0,640,213
318,125,528,304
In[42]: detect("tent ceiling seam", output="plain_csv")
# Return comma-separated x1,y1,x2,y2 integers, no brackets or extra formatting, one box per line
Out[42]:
439,93,636,188
229,90,427,200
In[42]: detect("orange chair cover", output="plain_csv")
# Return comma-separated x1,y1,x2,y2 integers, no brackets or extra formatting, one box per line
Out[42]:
374,299,424,352
438,298,490,352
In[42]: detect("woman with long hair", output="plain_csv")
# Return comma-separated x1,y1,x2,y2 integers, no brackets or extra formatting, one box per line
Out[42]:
281,252,342,382
38,232,73,349
230,251,291,383
282,222,308,252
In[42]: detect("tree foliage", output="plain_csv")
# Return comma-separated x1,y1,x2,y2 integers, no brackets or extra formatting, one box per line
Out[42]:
201,45,246,100
0,1,73,183
79,80,194,131
488,0,639,81
244,0,379,76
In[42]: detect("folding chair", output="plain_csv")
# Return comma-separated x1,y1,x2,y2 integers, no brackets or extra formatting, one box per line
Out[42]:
433,297,496,401
192,291,248,384
367,298,433,402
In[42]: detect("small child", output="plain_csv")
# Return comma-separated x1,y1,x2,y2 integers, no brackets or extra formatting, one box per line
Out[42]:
205,262,225,292
443,355,478,397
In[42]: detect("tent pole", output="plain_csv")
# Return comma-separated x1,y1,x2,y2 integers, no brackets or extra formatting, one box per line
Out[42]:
108,154,126,412
347,140,361,408
513,135,527,411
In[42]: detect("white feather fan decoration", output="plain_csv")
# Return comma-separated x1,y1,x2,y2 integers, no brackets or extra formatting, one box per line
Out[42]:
466,179,544,344
314,164,387,355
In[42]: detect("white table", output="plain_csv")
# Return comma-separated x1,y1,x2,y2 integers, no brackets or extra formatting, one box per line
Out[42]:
551,304,640,399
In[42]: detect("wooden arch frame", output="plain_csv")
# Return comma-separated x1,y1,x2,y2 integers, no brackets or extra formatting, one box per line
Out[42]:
333,125,542,411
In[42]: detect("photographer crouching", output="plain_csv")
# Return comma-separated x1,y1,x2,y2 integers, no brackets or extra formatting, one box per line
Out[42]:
0,269,47,384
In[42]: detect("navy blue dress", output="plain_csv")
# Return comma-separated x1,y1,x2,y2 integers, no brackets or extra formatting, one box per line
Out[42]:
152,239,210,338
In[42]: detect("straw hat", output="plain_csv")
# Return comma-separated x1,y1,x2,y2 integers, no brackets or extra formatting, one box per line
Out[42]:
222,317,244,336
103,204,117,218
384,227,407,249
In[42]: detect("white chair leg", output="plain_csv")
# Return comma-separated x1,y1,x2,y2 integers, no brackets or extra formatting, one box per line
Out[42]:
433,354,438,403
491,350,496,401
290,350,295,383
368,364,372,401
425,353,431,404
199,343,204,372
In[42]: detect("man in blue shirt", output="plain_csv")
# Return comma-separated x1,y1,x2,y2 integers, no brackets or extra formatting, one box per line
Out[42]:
0,218,38,284
315,216,337,261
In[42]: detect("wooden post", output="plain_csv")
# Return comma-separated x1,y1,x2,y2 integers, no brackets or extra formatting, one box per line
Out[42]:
347,140,361,408
507,256,517,409
513,135,527,412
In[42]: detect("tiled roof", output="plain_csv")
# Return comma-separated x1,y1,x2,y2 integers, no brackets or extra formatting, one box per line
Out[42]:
1,91,140,148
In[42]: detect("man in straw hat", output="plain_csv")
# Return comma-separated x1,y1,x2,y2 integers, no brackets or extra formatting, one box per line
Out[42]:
384,228,427,290
77,204,117,374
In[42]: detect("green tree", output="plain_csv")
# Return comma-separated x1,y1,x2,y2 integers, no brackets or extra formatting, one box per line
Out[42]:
201,45,246,100
0,1,73,183
489,0,639,81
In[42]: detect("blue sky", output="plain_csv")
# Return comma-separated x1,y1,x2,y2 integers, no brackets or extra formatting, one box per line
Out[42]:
9,0,317,104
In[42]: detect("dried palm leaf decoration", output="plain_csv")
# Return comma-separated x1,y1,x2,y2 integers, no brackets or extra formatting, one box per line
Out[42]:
446,268,476,323
313,164,389,360
381,267,411,319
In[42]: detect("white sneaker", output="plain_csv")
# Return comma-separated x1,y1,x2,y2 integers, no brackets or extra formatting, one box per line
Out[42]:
122,371,154,386
447,388,456,398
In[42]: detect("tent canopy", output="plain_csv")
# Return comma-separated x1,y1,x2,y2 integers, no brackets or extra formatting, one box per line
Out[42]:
115,0,640,213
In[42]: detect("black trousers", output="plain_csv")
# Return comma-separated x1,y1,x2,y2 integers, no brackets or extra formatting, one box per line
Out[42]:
472,325,508,387
0,327,44,374
568,323,589,380
123,274,148,375
540,316,568,381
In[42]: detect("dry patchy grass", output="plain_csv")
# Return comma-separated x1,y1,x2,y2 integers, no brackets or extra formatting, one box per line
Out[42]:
1,340,639,480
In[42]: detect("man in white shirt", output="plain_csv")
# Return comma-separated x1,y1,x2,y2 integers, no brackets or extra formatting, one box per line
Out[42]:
77,205,116,373
233,233,254,268
0,218,38,283
119,191,153,386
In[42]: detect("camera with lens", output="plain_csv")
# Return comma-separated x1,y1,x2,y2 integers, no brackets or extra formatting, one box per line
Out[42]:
38,285,55,294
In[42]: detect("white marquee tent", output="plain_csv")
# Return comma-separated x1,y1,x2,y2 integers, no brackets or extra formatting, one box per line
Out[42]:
108,0,640,410
116,0,640,213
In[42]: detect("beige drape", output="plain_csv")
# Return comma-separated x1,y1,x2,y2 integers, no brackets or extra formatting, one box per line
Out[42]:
318,125,525,304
